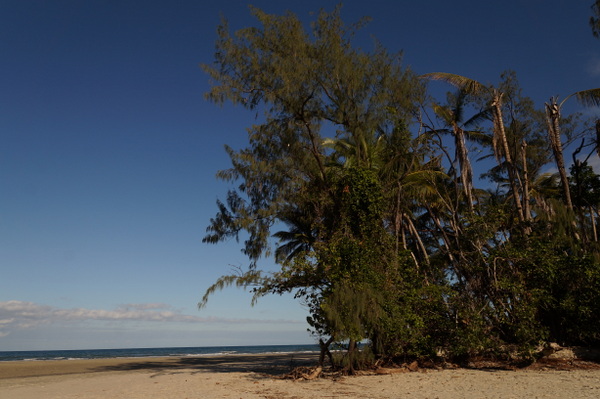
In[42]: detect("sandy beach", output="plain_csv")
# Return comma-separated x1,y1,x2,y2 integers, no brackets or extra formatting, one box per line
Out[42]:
2,354,600,399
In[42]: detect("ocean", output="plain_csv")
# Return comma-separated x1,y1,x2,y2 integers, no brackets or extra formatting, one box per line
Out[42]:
0,344,320,362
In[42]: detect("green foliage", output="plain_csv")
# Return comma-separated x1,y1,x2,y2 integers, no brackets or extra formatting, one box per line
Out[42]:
330,344,376,370
200,6,600,368
522,239,600,345
570,161,600,208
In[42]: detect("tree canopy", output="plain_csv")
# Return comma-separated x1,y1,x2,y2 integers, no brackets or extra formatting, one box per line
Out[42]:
201,6,600,369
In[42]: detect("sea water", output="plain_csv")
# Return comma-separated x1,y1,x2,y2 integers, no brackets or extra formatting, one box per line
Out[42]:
0,344,319,362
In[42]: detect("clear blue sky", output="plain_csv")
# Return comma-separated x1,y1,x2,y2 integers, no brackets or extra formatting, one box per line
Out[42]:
1,0,598,351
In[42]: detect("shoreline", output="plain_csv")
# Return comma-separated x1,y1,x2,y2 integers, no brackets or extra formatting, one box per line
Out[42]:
0,344,320,362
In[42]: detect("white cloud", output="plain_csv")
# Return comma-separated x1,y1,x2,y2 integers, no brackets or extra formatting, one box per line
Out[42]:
116,303,173,311
0,300,301,338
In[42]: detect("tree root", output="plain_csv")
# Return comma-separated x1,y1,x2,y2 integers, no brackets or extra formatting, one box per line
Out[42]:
282,366,323,380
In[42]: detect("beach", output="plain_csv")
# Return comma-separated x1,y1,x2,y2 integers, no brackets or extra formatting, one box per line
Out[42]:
2,354,600,398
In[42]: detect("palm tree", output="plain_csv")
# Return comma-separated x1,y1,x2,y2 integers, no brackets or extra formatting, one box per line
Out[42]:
323,125,447,271
429,89,490,211
421,72,527,223
322,132,387,171
273,207,317,263
544,89,600,211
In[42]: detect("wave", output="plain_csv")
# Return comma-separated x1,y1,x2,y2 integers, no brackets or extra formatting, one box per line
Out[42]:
0,344,319,362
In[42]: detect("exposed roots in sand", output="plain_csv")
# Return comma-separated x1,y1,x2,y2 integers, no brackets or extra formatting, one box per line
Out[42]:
282,366,323,380
279,355,600,381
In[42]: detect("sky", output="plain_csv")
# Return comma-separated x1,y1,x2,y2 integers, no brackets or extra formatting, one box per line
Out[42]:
1,0,599,351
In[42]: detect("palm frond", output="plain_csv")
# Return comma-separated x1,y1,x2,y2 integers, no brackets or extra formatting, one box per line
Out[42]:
402,169,449,188
420,72,486,96
463,108,492,128
463,130,492,146
452,89,469,124
572,88,600,108
323,137,352,151
476,152,495,162
423,128,453,137
273,208,316,263
432,103,454,125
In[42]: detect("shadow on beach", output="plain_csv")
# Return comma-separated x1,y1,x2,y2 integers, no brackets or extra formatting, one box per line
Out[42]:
91,353,319,377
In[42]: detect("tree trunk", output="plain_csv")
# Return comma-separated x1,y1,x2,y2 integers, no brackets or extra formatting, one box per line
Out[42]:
491,92,526,224
405,214,430,267
590,206,598,243
394,183,404,254
318,337,334,367
521,140,531,222
347,339,357,374
545,98,574,211
454,125,475,211
427,206,456,263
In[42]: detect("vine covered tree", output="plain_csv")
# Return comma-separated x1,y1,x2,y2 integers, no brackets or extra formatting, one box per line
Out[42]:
199,6,426,369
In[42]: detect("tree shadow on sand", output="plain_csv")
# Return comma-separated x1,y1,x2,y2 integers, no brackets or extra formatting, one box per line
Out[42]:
91,354,318,378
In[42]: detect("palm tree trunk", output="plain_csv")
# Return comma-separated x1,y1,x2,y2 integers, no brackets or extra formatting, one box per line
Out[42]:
455,125,475,211
545,98,574,211
521,140,531,221
426,206,456,263
491,92,526,224
405,214,430,267
590,206,598,242
394,184,404,254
